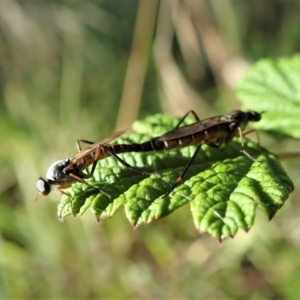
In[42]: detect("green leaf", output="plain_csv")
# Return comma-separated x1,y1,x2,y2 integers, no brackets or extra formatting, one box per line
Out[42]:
57,114,294,240
236,53,300,139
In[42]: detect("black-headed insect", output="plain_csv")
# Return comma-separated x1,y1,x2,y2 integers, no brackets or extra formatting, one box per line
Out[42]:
36,110,262,200
35,130,150,200
127,110,262,196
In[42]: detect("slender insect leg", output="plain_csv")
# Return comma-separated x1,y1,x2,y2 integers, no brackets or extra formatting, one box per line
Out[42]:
77,141,161,184
242,129,261,146
174,110,201,129
104,147,156,177
86,144,151,177
69,172,111,198
74,140,110,183
75,142,110,176
55,183,76,202
162,145,202,198
89,145,105,176
76,139,94,152
237,127,257,162
162,139,220,198
57,188,73,198
102,147,174,190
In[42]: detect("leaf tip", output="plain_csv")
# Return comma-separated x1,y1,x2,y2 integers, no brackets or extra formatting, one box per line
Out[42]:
133,223,140,230
268,214,275,221
93,215,100,223
57,214,65,222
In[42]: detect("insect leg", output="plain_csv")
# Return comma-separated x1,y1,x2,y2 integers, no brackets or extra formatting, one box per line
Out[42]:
174,110,201,129
104,146,156,177
162,139,220,198
242,129,261,146
76,139,94,152
237,127,257,162
88,145,105,176
162,145,202,198
69,172,111,198
54,183,75,201
85,144,147,177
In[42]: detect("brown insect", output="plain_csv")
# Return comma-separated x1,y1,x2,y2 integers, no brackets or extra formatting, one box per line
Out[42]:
35,130,150,200
36,109,262,200
126,110,262,196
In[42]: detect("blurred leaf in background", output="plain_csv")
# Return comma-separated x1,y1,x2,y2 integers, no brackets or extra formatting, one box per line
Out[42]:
1,0,300,299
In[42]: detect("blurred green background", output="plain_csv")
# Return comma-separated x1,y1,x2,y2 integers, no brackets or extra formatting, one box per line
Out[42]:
1,0,300,299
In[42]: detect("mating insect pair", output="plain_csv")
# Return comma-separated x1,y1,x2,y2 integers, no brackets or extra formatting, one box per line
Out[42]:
35,109,262,200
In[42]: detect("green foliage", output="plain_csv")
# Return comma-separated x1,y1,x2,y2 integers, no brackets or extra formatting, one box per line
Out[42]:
1,1,300,299
236,54,300,139
58,114,294,241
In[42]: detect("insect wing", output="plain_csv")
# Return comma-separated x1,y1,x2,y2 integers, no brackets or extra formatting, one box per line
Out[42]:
158,116,226,141
70,129,128,165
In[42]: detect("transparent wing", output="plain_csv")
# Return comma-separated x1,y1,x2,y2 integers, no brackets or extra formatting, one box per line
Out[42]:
70,129,127,163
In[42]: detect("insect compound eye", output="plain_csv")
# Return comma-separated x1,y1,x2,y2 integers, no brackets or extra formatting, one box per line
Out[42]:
249,111,262,122
36,177,51,195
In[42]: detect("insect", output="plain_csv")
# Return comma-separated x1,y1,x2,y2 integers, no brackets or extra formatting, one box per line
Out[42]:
36,109,261,200
127,109,262,196
35,130,151,200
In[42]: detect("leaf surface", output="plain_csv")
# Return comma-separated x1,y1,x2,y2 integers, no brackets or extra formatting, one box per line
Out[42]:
236,53,300,139
57,114,294,240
